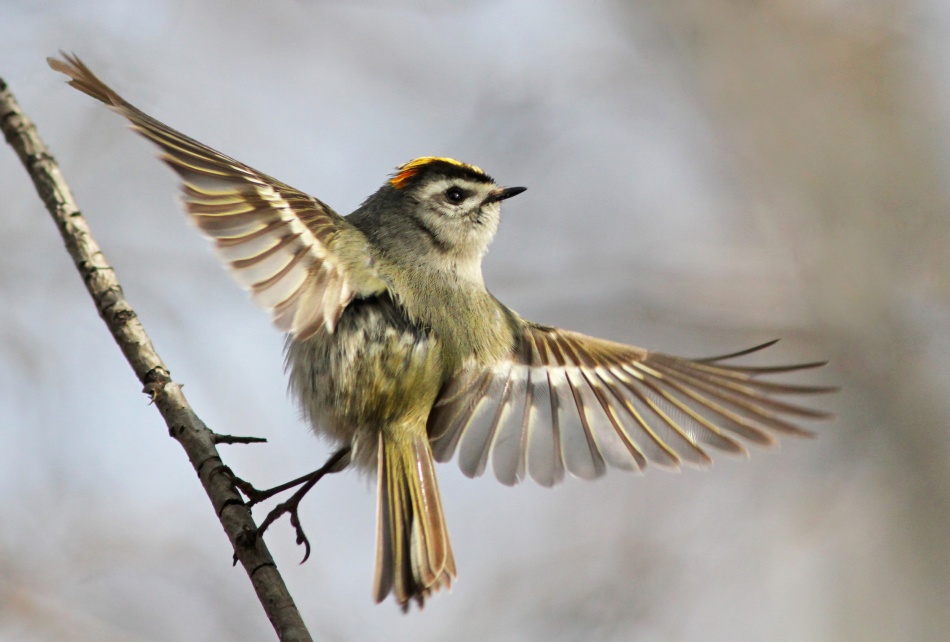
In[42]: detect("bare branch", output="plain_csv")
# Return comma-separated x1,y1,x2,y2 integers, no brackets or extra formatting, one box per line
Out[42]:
0,77,313,642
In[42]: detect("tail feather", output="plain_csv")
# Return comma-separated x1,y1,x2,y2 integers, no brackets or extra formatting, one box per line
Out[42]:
374,432,455,611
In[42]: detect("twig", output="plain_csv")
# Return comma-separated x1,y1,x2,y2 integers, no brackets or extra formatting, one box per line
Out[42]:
0,76,313,642
213,433,269,445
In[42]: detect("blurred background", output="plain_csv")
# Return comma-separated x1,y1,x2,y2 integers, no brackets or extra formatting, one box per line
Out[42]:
1,1,948,640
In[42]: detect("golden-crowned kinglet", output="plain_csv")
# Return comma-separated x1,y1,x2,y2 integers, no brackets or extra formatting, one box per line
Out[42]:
50,54,834,611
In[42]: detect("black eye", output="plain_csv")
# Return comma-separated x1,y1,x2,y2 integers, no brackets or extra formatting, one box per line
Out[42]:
445,187,465,204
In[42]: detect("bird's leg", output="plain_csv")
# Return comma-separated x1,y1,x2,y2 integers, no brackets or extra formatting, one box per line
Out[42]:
230,446,351,563
231,468,318,507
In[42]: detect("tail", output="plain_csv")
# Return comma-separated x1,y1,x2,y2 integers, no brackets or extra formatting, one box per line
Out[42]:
374,431,456,611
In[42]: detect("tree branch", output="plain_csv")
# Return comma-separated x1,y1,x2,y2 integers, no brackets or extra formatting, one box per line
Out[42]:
0,77,313,642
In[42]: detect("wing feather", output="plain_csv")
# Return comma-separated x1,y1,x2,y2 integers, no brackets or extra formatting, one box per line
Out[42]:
49,53,387,338
429,323,834,486
456,367,512,479
525,369,564,487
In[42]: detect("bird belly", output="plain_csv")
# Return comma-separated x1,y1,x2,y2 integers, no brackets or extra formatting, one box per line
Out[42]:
284,297,442,470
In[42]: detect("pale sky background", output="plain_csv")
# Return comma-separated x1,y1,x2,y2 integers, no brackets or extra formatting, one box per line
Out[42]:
2,1,950,640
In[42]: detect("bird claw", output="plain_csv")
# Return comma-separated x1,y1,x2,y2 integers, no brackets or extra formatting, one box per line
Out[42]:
229,447,351,562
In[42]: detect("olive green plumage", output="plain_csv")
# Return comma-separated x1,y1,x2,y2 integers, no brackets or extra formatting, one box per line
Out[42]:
50,53,834,613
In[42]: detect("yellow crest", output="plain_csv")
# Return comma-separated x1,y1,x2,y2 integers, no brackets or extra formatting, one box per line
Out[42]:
389,157,486,189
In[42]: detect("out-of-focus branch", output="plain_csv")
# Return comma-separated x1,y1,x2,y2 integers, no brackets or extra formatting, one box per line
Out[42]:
0,77,312,642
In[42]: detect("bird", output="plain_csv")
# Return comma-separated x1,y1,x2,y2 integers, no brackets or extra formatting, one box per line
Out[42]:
49,53,834,611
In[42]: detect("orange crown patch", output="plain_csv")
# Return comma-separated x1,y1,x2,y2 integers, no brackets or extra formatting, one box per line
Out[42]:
389,157,486,189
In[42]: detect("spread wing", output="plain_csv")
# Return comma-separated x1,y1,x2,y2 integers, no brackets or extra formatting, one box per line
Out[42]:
428,324,835,487
49,53,387,339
